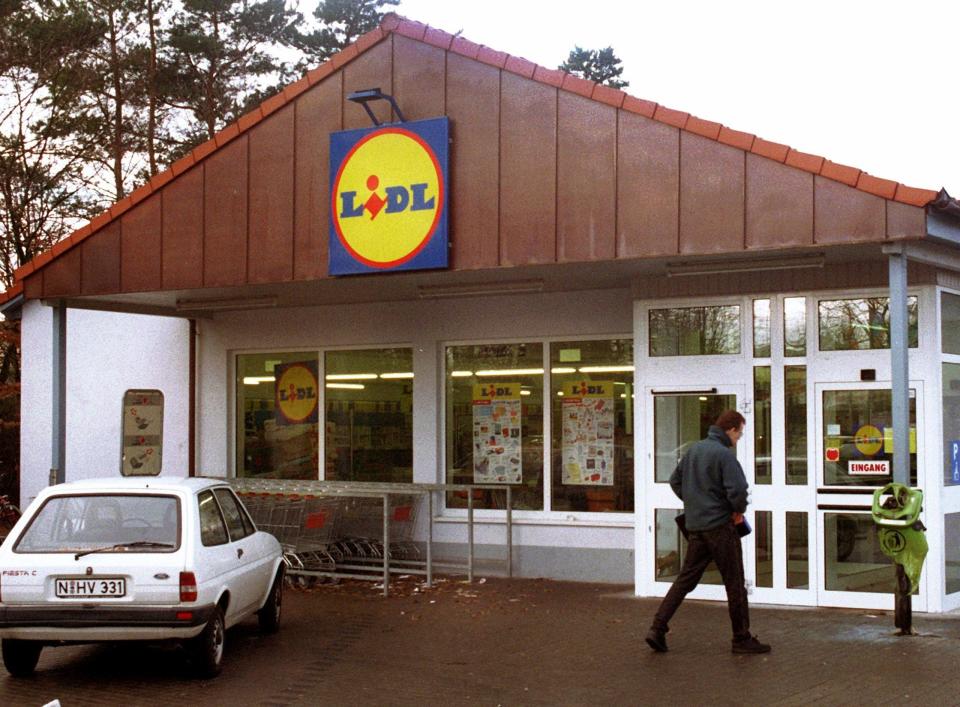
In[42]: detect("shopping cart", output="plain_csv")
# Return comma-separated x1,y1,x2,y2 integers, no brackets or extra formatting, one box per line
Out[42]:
239,492,305,571
292,495,342,572
334,495,420,563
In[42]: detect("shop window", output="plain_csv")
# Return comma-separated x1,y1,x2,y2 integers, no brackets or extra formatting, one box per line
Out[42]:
654,508,720,584
822,389,917,487
754,367,771,485
324,348,413,483
654,393,734,483
786,511,808,589
550,339,633,513
784,296,806,357
946,513,960,595
824,513,906,595
753,299,770,358
943,363,960,487
942,292,960,354
755,510,772,588
236,353,319,479
445,343,543,511
785,366,807,485
648,305,740,356
818,296,918,351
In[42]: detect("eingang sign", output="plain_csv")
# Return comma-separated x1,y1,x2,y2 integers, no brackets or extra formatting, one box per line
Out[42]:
329,117,449,275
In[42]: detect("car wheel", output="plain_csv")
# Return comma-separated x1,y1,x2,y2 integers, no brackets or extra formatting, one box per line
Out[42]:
258,570,283,634
2,638,43,677
191,606,225,679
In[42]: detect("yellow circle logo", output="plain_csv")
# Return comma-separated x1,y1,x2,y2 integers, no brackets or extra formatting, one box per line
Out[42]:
275,364,318,424
854,424,883,456
331,128,443,268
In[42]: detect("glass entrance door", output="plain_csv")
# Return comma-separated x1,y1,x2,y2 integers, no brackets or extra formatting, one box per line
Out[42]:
646,386,745,601
814,382,925,610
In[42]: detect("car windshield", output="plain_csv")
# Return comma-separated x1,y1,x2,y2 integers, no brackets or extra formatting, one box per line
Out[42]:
15,493,180,553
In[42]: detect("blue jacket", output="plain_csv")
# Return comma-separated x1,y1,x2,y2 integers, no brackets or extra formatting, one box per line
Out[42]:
670,426,749,531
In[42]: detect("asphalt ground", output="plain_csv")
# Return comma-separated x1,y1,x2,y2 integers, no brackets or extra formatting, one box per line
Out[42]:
2,576,959,706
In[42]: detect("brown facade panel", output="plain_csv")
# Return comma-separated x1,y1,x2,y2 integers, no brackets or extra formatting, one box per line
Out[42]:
204,137,249,287
294,73,341,281
446,53,499,270
886,201,926,240
248,105,295,284
81,222,121,295
341,39,393,129
42,248,82,298
24,273,42,300
556,93,616,262
120,198,162,292
679,133,745,254
814,176,885,244
616,113,679,258
745,155,814,250
392,35,445,121
162,167,204,290
499,72,557,266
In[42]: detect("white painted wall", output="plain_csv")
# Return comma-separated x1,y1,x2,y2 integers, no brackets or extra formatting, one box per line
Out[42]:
20,301,191,505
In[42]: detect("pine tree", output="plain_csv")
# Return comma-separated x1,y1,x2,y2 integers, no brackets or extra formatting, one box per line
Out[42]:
559,46,629,89
295,0,398,67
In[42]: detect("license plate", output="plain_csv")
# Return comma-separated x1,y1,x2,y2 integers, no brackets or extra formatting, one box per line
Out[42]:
55,577,126,598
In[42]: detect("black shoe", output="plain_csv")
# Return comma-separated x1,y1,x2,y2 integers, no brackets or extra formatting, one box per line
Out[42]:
645,629,668,653
732,635,771,654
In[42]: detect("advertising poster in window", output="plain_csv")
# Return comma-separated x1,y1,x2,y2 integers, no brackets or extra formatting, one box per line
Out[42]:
472,383,521,483
561,381,615,485
121,389,164,476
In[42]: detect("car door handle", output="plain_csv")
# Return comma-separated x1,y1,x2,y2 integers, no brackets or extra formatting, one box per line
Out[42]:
237,548,244,559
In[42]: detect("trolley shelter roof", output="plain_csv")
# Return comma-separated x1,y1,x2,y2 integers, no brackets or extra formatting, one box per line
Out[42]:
3,13,960,315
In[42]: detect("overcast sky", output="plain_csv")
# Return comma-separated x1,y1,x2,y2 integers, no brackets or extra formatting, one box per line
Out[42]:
383,0,959,196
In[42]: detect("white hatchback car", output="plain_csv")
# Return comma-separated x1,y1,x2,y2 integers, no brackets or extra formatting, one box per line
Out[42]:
0,477,284,678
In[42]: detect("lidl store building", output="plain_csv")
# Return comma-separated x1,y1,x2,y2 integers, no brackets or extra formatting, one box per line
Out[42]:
4,15,960,612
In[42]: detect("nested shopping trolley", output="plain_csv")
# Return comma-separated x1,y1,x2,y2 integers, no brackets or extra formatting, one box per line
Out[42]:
334,495,419,563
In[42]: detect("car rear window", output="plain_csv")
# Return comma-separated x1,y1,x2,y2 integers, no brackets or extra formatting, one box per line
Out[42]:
15,494,180,553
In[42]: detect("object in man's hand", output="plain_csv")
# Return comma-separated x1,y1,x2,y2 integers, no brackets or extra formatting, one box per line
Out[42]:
732,512,752,538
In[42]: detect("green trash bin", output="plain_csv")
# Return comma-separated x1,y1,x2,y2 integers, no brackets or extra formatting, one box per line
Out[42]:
871,483,927,594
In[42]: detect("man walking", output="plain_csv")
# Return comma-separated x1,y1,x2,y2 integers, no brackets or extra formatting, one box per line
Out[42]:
646,410,771,654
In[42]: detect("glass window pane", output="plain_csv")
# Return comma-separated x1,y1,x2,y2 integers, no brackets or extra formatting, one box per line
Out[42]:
755,510,772,588
237,353,319,479
785,366,808,485
824,513,906,594
818,296,918,351
445,343,544,511
822,389,917,486
214,488,250,541
753,299,770,358
654,394,736,483
198,491,228,546
942,292,960,354
786,511,808,588
784,296,806,357
325,348,413,483
649,306,740,356
550,340,634,513
754,367,771,485
654,508,720,584
947,512,960,594
944,363,960,487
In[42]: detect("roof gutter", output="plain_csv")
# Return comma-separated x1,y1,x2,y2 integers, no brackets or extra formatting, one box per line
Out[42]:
926,188,960,248
0,292,24,321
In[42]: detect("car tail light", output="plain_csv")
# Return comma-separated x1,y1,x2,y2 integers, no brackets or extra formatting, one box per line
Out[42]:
179,572,197,602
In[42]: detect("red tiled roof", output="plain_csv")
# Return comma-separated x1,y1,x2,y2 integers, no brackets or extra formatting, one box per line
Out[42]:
0,12,945,305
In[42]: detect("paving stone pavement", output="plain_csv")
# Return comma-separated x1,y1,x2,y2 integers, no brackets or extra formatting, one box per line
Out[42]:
1,576,958,706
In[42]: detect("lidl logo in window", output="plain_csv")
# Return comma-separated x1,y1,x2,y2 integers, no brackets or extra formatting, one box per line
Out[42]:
274,361,319,425
329,117,449,275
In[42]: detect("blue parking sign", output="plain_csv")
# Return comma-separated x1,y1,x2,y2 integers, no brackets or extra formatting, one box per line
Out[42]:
953,441,960,483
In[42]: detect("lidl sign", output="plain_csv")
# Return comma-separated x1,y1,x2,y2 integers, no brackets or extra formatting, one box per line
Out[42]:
329,117,449,275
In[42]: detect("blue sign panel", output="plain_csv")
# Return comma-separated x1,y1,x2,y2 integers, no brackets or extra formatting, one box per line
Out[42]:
952,440,960,483
329,117,449,276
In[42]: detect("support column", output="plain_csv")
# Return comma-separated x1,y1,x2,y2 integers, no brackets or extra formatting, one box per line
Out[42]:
50,302,66,486
888,251,910,486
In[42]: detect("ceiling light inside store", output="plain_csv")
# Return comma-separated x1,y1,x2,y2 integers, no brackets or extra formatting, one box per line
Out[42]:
380,372,414,379
243,376,275,385
475,368,544,376
327,383,365,390
520,390,531,396
579,365,634,373
551,367,577,374
450,371,473,378
326,374,378,381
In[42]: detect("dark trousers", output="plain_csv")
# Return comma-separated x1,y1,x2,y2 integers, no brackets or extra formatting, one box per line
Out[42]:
652,521,751,641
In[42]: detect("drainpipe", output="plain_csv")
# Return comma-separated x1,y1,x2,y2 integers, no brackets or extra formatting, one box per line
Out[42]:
50,302,67,486
189,318,197,477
